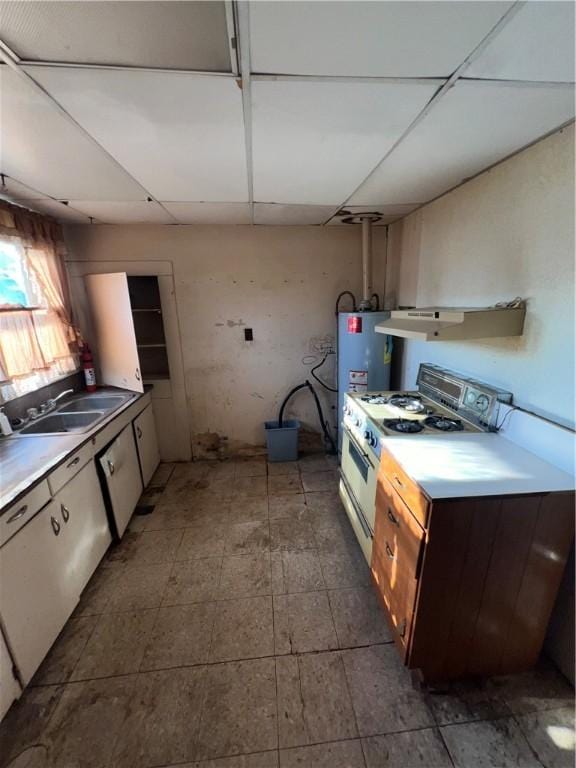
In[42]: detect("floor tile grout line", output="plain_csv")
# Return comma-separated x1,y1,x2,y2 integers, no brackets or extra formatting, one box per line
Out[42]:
29,643,398,689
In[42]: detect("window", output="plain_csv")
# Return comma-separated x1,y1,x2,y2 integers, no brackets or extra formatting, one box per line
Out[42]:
0,234,78,402
0,240,30,307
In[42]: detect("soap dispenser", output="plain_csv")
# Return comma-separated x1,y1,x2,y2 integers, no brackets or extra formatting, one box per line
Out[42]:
0,408,13,436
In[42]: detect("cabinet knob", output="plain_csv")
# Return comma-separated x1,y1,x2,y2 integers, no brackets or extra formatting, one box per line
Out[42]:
50,516,61,536
385,542,395,560
387,508,399,527
66,456,80,469
61,504,70,523
107,460,115,476
137,426,143,439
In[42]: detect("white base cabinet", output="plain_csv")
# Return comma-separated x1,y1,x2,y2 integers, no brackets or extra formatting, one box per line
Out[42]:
133,403,160,487
56,461,112,594
0,628,21,720
0,461,110,686
100,424,143,538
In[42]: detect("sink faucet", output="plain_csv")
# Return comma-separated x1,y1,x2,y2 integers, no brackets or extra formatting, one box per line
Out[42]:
44,388,75,412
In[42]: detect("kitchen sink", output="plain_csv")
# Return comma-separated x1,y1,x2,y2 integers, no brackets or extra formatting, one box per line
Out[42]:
18,411,105,435
57,395,130,413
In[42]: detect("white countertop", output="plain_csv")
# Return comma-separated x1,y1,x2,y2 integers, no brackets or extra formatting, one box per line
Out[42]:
0,388,145,511
380,432,575,499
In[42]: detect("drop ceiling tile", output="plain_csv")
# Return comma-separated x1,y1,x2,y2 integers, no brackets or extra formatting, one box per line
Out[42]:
0,1,231,71
327,204,420,225
254,204,338,225
21,199,95,223
252,79,440,205
250,1,513,77
68,201,173,224
0,68,146,201
0,176,47,200
466,1,575,83
350,81,575,206
162,202,252,224
28,67,249,203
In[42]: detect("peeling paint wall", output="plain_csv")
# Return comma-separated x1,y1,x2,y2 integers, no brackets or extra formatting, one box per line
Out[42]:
65,224,387,457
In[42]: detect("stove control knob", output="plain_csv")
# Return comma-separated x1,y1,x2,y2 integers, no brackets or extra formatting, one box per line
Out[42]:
355,417,362,427
364,430,371,441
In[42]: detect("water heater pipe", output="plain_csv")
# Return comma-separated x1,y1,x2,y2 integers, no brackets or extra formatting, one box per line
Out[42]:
359,216,373,311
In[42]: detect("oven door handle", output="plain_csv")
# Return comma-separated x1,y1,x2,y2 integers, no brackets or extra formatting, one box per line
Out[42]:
343,425,375,471
340,471,373,540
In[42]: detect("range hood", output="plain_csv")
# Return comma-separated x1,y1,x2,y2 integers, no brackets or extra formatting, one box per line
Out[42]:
375,305,526,341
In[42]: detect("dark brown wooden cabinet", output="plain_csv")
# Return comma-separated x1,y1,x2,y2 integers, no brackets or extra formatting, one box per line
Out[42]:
371,447,575,684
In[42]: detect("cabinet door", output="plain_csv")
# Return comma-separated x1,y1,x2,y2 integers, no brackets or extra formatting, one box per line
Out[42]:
100,424,143,538
0,627,21,720
0,500,78,685
85,272,144,392
133,404,160,487
372,477,425,653
56,461,112,593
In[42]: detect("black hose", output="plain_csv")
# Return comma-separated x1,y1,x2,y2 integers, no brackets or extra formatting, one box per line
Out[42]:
305,379,337,454
311,352,337,393
278,383,308,428
371,293,380,311
277,380,337,454
335,290,357,315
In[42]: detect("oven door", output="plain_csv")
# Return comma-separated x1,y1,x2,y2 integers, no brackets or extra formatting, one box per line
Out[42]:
339,426,378,563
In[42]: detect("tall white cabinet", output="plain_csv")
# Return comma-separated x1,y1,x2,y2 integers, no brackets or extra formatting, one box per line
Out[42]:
69,263,190,462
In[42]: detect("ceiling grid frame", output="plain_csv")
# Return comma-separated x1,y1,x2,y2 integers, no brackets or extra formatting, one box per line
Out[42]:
235,0,255,223
0,0,573,226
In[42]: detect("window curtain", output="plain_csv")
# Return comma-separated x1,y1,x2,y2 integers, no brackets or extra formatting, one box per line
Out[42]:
0,201,79,398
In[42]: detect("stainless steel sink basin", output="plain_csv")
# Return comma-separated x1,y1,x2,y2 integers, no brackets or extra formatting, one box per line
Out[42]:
57,395,129,413
18,411,104,435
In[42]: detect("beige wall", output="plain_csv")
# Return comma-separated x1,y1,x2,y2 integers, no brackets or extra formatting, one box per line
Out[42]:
387,124,575,429
65,224,386,457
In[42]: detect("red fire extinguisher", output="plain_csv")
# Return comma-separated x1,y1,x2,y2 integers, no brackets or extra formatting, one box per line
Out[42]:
82,344,97,392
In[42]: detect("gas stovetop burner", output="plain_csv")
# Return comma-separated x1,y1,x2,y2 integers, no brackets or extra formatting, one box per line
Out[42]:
361,394,390,405
383,418,424,434
424,415,464,432
388,394,427,413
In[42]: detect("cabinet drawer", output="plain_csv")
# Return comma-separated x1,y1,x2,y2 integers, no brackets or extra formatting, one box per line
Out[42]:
372,477,426,651
48,441,94,495
379,449,430,527
0,480,51,546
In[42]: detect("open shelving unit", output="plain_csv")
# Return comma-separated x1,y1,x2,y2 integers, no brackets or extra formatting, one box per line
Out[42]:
127,276,170,380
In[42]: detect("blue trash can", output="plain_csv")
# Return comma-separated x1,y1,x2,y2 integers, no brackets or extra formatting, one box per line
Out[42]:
264,420,300,462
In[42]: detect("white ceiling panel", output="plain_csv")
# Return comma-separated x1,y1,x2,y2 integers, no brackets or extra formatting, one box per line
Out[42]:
252,79,440,205
0,176,47,200
21,199,95,223
254,204,339,225
28,67,249,203
0,1,231,71
163,202,252,224
250,1,513,77
466,2,576,83
69,201,173,224
351,81,575,206
328,204,420,225
0,68,146,201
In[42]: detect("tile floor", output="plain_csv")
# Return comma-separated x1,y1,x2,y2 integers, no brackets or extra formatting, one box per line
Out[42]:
1,455,574,768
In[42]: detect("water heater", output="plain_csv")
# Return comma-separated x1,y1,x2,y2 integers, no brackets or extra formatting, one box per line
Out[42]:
337,311,392,449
